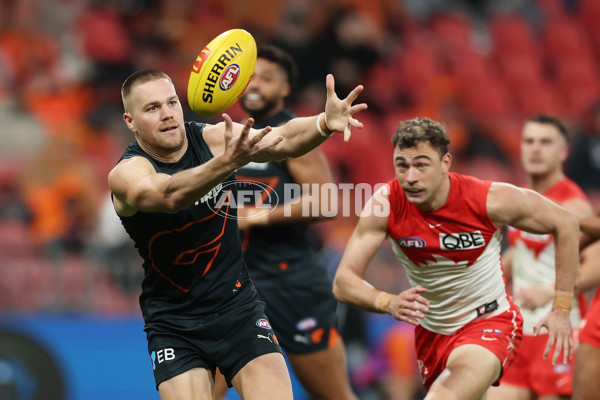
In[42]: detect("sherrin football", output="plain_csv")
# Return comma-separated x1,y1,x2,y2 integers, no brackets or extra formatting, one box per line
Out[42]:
187,29,257,116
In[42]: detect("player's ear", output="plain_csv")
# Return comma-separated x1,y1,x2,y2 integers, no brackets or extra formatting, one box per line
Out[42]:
282,81,291,99
561,145,568,163
442,152,452,173
123,113,136,133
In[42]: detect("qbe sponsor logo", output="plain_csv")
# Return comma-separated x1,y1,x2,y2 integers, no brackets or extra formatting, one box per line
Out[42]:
439,231,485,250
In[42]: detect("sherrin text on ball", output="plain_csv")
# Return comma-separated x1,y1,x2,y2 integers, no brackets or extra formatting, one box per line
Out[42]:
188,29,257,116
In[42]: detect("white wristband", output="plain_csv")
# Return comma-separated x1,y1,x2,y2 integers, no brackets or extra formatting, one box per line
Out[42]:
316,113,333,137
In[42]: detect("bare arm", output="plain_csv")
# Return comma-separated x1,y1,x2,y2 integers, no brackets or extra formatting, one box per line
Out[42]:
577,208,600,291
562,198,593,220
487,182,579,364
203,74,367,160
238,148,336,229
580,215,600,239
109,115,280,216
577,241,600,294
488,182,579,295
332,186,430,325
513,198,592,310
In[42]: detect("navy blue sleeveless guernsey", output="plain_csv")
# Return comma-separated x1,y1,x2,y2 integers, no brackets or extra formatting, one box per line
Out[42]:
117,121,252,323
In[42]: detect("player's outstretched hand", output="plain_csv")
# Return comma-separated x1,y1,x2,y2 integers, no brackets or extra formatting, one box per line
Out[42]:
221,113,282,168
533,308,573,365
323,74,368,142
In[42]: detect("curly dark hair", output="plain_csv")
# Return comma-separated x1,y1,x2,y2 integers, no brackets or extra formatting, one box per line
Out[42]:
391,117,450,158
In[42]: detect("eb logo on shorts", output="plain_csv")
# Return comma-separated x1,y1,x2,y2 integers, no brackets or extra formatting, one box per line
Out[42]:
150,348,176,370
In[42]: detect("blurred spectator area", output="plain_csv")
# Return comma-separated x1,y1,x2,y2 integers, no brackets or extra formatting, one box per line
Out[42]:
1,0,600,315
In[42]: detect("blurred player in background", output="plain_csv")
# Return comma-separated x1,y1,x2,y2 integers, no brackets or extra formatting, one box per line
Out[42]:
333,117,580,400
108,69,366,400
572,209,600,400
486,115,592,400
214,44,357,400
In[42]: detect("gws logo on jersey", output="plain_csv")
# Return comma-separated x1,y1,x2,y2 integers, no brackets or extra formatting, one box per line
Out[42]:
440,231,485,250
256,318,272,329
219,63,240,91
150,348,176,370
396,236,426,248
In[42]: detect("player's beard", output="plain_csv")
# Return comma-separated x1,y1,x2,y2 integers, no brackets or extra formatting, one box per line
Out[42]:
241,94,280,122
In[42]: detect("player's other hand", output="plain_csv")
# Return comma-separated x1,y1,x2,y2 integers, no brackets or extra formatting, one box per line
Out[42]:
323,74,367,142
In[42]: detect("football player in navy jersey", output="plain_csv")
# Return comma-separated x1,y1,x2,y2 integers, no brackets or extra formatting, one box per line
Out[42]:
213,45,357,400
108,68,366,400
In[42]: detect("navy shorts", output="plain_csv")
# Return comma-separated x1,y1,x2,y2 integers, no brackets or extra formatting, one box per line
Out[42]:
145,289,282,389
255,265,340,354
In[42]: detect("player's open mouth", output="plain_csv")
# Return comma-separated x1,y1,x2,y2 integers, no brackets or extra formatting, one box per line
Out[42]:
244,93,262,102
160,125,178,133
404,188,424,196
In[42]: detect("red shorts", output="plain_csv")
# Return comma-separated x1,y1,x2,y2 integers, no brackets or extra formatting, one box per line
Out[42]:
415,305,523,391
580,290,600,348
501,333,575,396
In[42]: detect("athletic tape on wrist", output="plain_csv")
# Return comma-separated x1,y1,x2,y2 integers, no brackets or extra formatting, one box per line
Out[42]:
375,292,393,313
317,113,333,137
554,290,574,297
552,294,573,311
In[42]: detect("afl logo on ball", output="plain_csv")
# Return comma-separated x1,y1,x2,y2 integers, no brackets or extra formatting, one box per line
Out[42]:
256,318,272,329
220,64,240,91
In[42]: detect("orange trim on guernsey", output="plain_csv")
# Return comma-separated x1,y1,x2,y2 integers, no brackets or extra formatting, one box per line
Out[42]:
146,190,232,292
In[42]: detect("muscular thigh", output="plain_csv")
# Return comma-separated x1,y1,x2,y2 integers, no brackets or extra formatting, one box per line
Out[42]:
287,340,355,399
231,352,293,400
573,342,600,400
158,367,214,400
427,344,502,400
416,307,523,392
209,295,282,387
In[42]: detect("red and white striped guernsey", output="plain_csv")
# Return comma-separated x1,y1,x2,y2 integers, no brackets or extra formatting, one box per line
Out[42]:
387,172,512,335
507,177,589,334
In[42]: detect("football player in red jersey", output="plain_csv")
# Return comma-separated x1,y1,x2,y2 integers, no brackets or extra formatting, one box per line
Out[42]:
572,208,600,400
333,117,579,400
486,115,592,400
